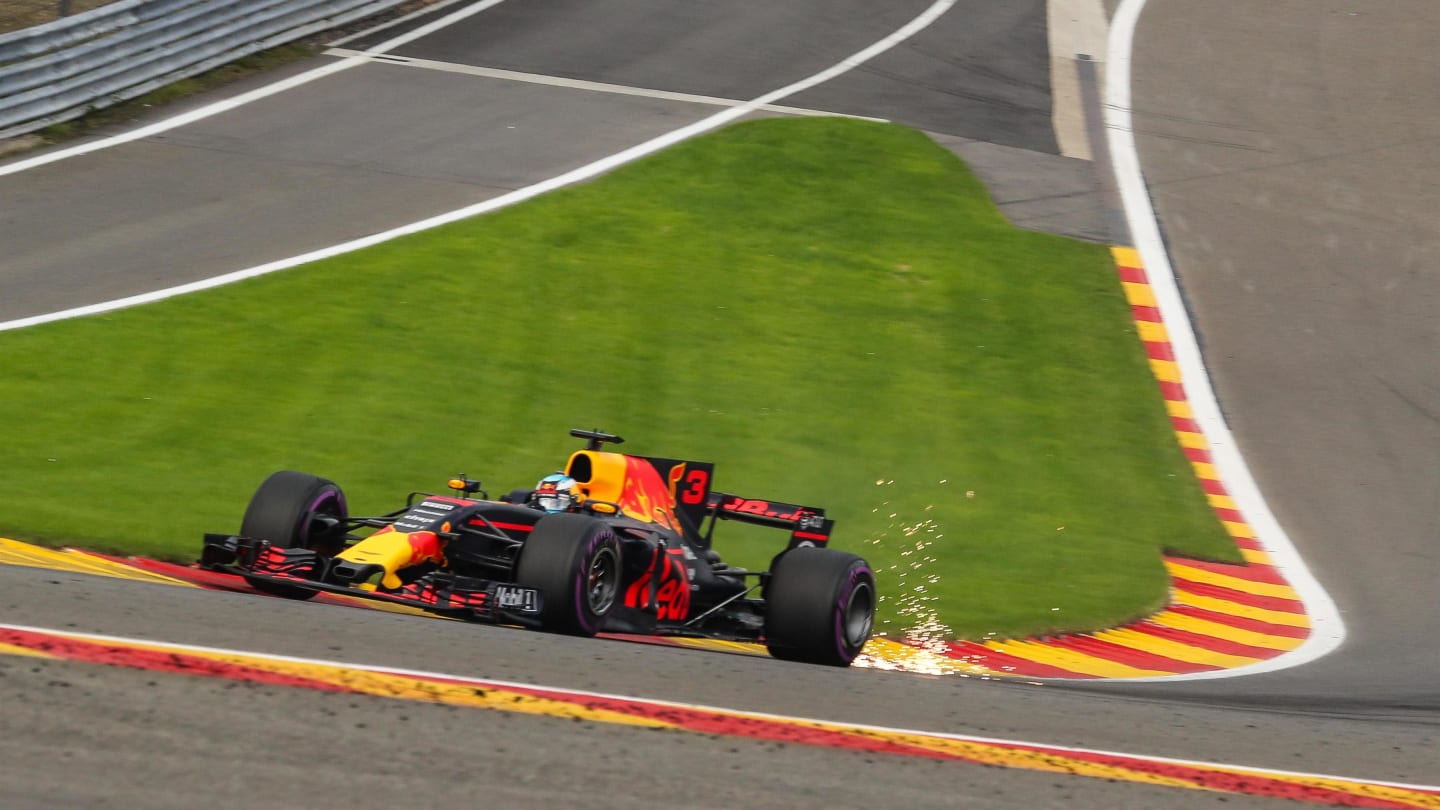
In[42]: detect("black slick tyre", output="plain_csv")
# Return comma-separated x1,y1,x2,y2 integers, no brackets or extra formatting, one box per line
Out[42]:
239,471,348,600
764,547,876,666
515,513,622,636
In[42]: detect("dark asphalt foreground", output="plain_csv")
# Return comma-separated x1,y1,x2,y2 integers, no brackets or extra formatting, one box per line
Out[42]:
0,665,1316,810
1,0,1438,806
0,568,1430,809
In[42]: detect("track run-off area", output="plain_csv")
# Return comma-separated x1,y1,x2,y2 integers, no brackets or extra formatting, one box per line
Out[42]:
0,621,1435,808
1,1,1437,808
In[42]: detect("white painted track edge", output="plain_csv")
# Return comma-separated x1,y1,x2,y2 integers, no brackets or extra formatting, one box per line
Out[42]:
1099,0,1346,681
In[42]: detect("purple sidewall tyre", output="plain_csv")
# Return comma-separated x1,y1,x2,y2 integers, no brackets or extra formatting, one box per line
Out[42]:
765,547,876,667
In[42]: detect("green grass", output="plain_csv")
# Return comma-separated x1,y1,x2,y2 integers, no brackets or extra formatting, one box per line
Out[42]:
0,117,1240,640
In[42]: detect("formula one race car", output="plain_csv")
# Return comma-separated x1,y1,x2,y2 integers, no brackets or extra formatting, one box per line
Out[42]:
201,429,876,666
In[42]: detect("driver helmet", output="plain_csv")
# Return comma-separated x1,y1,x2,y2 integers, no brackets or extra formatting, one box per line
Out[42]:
534,473,581,513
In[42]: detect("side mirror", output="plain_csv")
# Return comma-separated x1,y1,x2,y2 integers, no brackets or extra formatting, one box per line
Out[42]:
448,476,487,499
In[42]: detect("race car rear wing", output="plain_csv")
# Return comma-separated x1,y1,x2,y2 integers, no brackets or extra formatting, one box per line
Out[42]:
703,492,833,550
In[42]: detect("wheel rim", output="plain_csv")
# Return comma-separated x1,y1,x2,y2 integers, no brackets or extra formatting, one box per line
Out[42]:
585,546,620,615
299,490,345,550
842,580,875,647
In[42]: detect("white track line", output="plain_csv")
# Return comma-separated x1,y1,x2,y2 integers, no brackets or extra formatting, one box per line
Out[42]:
0,0,512,178
325,47,887,121
5,621,1435,793
1102,0,1345,680
0,0,957,332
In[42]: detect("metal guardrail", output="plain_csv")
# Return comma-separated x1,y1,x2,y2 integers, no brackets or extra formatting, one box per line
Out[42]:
0,2,132,36
0,0,410,139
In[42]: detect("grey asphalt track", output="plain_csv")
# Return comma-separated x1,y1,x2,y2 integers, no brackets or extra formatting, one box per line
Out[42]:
1,567,1432,808
0,0,1102,323
0,61,720,321
0,0,1437,806
1071,0,1440,717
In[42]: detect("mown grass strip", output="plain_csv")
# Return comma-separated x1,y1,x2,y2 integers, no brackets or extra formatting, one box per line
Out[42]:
0,117,1239,638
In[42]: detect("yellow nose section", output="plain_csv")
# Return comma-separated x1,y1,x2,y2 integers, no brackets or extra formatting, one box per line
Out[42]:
336,529,444,590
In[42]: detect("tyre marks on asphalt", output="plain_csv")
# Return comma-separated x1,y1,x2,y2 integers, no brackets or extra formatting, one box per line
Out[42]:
1,623,1437,809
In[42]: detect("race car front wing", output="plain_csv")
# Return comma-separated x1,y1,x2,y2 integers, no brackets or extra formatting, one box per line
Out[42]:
201,533,543,624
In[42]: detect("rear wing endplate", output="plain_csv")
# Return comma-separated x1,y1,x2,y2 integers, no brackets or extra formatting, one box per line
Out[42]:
704,492,833,550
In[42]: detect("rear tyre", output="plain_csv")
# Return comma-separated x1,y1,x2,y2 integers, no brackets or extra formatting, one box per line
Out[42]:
515,513,622,636
240,471,348,600
764,548,876,666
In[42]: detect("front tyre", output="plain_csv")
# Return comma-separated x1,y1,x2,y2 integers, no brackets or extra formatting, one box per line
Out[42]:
515,513,622,636
239,471,348,600
241,471,348,554
764,548,876,666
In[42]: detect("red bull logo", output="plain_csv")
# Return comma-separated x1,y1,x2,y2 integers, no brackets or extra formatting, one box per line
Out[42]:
405,530,445,567
624,547,691,621
614,457,683,531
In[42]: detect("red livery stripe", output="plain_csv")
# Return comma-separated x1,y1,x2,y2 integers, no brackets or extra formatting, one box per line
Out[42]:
485,521,535,533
